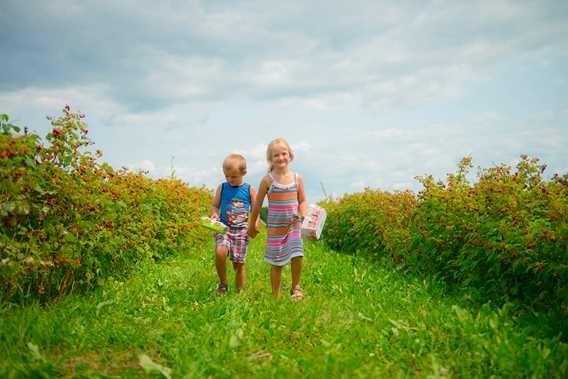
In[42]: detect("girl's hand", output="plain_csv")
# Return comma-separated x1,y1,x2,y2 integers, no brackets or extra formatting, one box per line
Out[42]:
248,225,259,238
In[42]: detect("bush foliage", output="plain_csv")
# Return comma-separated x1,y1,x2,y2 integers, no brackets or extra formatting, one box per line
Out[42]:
322,156,568,312
321,190,417,262
0,108,211,302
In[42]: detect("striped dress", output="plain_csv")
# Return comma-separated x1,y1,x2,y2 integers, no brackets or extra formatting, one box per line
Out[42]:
265,172,304,266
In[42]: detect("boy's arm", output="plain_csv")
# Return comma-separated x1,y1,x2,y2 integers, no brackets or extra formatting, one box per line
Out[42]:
297,176,308,220
211,184,222,219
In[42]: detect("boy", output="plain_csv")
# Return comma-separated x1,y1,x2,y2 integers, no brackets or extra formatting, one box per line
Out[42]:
211,153,257,295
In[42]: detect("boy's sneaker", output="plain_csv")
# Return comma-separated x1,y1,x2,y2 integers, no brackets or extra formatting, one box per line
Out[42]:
216,283,228,295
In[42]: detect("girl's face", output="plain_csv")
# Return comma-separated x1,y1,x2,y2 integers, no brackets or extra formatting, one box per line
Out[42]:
270,143,291,169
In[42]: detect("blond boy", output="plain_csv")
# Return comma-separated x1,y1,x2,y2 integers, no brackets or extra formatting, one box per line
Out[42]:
211,154,257,294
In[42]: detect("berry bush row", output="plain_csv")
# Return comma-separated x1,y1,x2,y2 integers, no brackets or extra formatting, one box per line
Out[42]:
0,108,211,302
322,156,568,314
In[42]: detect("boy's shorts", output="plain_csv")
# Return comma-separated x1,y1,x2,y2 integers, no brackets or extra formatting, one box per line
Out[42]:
215,227,249,264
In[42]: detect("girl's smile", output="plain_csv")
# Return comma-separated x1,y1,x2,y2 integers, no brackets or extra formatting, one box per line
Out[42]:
271,144,291,169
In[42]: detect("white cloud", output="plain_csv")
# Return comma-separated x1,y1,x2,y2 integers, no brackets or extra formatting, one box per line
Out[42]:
2,1,567,202
175,165,221,188
0,85,124,127
127,159,156,173
294,142,312,153
350,178,366,190
247,143,268,160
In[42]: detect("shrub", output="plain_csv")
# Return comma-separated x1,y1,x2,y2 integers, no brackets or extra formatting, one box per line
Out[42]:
322,156,568,313
0,108,212,302
410,156,568,310
321,189,417,262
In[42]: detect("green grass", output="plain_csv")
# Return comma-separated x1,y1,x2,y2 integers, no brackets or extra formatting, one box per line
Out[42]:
1,233,567,378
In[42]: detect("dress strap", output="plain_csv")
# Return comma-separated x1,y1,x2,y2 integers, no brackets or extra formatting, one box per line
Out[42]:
268,171,297,190
267,173,274,194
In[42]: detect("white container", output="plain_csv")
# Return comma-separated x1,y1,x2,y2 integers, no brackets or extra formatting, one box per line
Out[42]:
301,204,327,240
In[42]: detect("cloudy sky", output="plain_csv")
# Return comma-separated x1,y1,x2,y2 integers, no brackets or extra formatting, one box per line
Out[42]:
2,1,567,202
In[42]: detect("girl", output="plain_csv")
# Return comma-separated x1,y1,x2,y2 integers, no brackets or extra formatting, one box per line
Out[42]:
248,138,307,300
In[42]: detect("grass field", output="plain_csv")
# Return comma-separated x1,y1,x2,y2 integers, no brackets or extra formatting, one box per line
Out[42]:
1,232,566,378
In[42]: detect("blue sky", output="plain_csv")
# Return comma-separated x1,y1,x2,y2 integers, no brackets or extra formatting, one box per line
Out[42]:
1,1,567,202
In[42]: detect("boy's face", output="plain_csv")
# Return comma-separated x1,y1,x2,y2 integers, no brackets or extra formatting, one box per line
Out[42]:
224,167,245,186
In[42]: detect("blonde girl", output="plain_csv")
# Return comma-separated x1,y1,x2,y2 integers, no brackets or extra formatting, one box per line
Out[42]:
248,138,307,300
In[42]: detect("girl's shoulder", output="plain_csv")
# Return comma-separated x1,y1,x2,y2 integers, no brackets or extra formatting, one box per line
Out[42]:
287,171,301,184
261,174,274,185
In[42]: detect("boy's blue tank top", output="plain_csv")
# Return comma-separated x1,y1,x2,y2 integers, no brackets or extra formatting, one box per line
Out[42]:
219,182,251,228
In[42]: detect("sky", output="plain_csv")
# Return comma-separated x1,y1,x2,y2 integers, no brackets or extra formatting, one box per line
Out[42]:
1,1,567,202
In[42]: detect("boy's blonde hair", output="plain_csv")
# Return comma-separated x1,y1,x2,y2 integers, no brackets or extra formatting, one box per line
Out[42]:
266,138,294,171
223,153,247,175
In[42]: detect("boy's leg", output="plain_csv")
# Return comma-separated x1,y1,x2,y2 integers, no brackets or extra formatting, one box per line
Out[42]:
232,262,245,292
230,228,248,293
215,244,229,287
271,265,283,299
291,256,303,291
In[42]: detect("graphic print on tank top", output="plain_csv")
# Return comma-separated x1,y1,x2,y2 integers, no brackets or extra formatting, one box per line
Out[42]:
226,199,248,227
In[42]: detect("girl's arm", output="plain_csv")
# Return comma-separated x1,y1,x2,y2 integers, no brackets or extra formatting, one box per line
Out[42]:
249,185,260,229
211,184,222,219
297,175,308,220
248,176,270,238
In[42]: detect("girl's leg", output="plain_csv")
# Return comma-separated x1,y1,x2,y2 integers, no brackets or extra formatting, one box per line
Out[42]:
215,245,229,286
270,265,283,299
232,262,245,292
291,256,303,291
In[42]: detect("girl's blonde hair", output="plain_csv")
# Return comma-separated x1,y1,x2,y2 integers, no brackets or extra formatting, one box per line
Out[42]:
266,138,294,172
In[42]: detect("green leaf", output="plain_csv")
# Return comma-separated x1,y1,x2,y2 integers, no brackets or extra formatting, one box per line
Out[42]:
27,342,46,362
96,300,114,316
138,354,172,379
452,305,468,322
